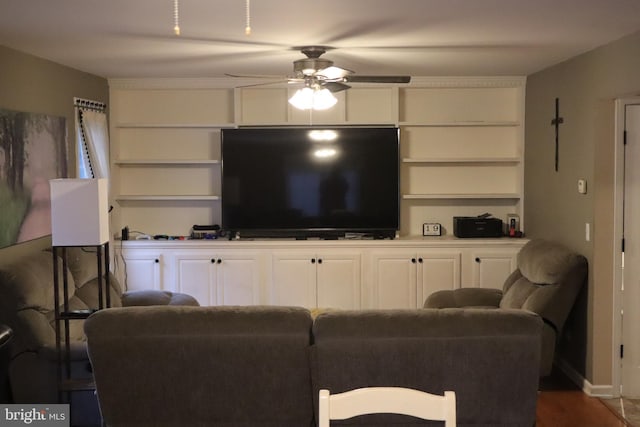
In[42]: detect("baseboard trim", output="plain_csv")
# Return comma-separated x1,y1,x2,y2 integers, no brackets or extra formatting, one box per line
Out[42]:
555,358,615,398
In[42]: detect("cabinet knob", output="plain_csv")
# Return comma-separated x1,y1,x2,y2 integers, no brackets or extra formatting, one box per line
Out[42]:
217,258,222,264
211,259,215,263
317,259,323,264
411,258,417,263
418,258,423,263
475,257,481,263
311,258,316,264
154,259,159,263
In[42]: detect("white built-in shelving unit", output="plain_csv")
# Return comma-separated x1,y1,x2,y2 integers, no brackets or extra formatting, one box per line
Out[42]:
108,76,525,238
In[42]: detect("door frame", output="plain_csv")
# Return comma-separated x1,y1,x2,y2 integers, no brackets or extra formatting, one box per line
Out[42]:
612,97,640,396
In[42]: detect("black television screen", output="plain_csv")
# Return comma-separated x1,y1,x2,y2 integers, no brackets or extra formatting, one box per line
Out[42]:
221,126,399,239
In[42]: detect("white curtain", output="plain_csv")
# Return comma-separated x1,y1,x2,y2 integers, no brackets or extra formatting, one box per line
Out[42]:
78,109,110,180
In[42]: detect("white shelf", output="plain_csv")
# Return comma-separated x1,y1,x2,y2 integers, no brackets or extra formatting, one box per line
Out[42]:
402,157,521,164
115,123,234,129
402,193,521,200
115,195,220,201
399,121,520,127
115,159,220,165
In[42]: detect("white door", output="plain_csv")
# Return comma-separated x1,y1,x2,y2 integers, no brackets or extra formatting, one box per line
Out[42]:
417,250,462,305
370,251,418,309
174,251,263,306
270,251,317,307
468,249,518,289
174,253,217,305
622,103,640,396
215,251,262,306
120,249,163,291
316,251,362,310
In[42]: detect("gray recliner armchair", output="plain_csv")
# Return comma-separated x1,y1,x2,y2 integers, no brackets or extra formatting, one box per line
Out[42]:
424,239,587,376
0,247,199,424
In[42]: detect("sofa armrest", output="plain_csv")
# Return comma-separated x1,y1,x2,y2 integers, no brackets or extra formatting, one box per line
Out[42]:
424,288,503,308
121,290,199,307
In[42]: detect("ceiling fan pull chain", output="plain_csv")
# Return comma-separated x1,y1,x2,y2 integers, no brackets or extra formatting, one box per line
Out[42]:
245,0,251,35
173,0,180,36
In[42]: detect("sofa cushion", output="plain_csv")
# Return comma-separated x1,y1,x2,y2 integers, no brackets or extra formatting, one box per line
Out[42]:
120,289,198,307
60,247,124,308
0,251,74,312
311,308,542,427
517,239,581,285
75,276,123,309
0,252,85,352
85,305,314,427
499,276,538,309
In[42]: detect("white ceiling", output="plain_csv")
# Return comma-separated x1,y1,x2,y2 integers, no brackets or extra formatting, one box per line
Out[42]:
2,0,640,80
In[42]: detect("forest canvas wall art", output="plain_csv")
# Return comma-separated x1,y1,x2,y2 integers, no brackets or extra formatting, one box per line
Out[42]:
0,108,68,249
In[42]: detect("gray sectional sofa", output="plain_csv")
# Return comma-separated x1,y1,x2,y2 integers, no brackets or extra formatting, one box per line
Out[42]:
85,305,543,427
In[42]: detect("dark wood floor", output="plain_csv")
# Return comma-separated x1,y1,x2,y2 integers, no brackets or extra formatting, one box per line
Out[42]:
537,390,629,426
536,369,630,427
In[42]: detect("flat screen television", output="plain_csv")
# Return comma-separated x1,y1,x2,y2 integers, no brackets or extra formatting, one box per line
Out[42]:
221,126,399,239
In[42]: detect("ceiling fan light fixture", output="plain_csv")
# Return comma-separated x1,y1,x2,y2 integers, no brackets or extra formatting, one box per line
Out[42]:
294,58,333,77
288,87,337,111
312,88,338,110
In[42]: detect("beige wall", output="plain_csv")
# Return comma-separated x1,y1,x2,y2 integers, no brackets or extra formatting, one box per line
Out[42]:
525,30,640,385
0,45,108,266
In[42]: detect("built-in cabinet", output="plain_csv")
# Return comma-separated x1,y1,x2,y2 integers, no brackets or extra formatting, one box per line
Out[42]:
108,77,525,238
109,77,526,309
466,248,519,288
268,250,362,309
369,249,461,309
115,239,526,309
119,248,164,291
172,250,263,306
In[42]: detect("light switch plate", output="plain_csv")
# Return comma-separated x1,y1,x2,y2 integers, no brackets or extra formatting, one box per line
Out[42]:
423,223,442,236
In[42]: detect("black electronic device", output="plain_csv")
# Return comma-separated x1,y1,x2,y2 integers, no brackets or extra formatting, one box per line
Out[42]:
453,215,504,238
191,224,221,239
221,127,399,239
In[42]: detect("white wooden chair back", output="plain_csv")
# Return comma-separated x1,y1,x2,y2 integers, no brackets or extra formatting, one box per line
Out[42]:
318,387,456,427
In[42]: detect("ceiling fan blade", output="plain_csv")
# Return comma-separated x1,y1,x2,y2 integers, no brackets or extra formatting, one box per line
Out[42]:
345,75,411,84
315,66,353,80
322,81,351,93
234,80,291,89
225,73,287,79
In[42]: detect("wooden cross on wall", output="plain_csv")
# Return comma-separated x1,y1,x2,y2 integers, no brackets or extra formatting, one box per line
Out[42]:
551,97,564,172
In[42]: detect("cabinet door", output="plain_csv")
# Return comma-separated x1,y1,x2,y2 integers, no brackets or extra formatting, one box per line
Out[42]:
270,251,317,307
468,249,518,289
174,253,216,306
416,250,462,305
215,251,262,306
174,251,263,306
370,251,417,309
316,251,362,310
121,250,163,291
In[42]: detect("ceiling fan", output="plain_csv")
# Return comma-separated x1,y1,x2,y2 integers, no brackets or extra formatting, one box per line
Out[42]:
228,45,411,92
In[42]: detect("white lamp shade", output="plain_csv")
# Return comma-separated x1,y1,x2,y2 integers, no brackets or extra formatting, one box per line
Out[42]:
288,87,338,111
50,178,110,246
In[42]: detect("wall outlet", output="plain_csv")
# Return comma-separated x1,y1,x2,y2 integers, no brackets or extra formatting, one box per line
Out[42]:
423,223,442,236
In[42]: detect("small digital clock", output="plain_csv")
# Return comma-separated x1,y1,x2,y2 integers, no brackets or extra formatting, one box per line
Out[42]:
423,223,442,236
